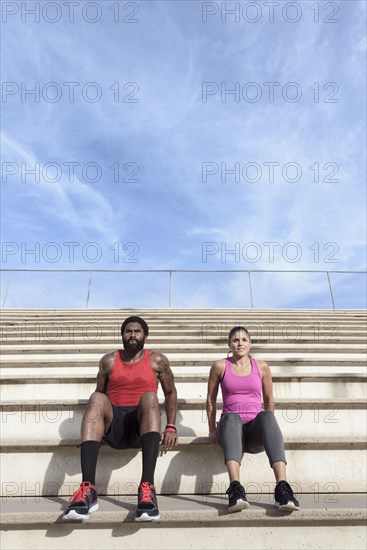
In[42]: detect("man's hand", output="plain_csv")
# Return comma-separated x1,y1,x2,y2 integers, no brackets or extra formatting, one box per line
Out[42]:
160,429,178,451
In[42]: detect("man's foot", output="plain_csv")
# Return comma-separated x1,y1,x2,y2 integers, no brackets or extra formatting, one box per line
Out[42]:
63,482,99,520
226,480,250,513
135,481,160,522
274,480,300,512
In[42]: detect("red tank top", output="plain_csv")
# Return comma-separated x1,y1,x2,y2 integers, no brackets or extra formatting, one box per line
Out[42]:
107,349,158,406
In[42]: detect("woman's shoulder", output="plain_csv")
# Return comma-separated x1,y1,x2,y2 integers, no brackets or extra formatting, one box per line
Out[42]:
251,357,271,372
210,358,227,376
213,358,227,368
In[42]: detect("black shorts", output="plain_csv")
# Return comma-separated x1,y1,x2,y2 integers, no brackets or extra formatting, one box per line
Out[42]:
103,405,142,450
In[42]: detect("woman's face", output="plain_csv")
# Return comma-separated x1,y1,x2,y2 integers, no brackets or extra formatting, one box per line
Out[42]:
228,330,251,357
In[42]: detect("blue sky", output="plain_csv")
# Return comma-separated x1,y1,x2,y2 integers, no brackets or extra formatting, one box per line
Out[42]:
1,0,366,308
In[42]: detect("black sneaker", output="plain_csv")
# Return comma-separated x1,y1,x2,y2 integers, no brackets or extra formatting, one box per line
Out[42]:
274,480,300,512
63,482,99,520
226,481,250,513
135,482,160,522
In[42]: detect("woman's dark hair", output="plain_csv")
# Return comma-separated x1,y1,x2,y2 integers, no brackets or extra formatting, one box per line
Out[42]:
121,316,149,336
228,325,251,342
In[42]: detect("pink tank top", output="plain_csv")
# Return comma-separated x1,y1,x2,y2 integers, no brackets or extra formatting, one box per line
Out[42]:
220,357,262,423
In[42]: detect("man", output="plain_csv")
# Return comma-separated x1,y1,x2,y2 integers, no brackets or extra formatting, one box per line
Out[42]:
63,316,178,522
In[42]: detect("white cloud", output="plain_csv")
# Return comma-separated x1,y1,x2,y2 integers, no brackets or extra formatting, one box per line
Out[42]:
1,2,366,308
2,132,119,243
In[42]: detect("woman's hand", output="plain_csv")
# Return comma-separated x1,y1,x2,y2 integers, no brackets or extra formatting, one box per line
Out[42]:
209,430,217,446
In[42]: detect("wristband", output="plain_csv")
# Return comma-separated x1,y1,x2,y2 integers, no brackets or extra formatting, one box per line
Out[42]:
165,424,177,433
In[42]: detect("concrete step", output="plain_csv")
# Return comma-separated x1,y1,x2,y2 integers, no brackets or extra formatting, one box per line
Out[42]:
2,306,365,313
1,373,365,400
1,437,366,496
2,315,365,346
1,352,366,369
1,494,366,550
3,335,367,346
2,343,366,354
1,319,365,331
0,320,367,328
1,310,365,322
1,399,366,439
2,365,366,377
2,317,364,326
1,307,365,549
1,324,365,339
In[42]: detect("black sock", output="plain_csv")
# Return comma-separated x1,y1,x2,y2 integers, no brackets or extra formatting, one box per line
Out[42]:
81,440,100,485
141,432,160,485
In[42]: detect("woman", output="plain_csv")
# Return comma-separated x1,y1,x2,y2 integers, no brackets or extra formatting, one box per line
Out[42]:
206,325,300,513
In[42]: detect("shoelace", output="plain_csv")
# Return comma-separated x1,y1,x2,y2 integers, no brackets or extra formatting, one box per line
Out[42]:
139,482,154,502
226,483,244,498
278,483,294,500
69,482,93,503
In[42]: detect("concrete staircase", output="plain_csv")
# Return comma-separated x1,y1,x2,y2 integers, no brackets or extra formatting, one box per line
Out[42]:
1,308,366,549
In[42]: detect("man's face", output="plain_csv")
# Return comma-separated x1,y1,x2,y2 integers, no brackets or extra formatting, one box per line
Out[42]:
122,322,146,353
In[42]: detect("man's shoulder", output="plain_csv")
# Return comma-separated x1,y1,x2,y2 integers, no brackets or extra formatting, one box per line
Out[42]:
100,351,116,370
148,349,169,370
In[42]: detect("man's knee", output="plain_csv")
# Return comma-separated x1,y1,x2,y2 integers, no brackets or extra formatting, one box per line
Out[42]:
85,392,111,420
88,391,109,403
139,391,159,409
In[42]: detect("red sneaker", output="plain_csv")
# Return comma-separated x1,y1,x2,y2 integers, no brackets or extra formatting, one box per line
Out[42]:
135,481,160,522
63,482,99,520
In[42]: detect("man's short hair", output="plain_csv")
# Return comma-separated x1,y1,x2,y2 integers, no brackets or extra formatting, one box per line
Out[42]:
121,316,149,337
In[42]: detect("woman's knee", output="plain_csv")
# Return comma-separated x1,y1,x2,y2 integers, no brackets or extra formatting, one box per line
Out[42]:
256,410,284,445
217,413,243,443
256,410,276,426
219,414,243,436
259,410,273,418
222,413,242,426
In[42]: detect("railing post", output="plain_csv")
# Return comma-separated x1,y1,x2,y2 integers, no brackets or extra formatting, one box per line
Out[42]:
1,268,366,309
86,271,92,308
168,271,172,308
248,271,254,308
326,271,335,310
2,270,13,308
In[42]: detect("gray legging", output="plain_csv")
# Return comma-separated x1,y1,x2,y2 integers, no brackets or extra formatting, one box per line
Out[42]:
216,410,287,466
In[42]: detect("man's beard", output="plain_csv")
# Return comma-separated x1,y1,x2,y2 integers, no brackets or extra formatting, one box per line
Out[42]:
123,337,145,354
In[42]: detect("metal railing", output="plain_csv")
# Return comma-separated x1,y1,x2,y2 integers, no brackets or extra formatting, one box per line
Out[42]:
1,268,366,309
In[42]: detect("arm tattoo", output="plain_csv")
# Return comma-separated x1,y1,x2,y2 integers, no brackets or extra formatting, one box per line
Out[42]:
158,366,175,392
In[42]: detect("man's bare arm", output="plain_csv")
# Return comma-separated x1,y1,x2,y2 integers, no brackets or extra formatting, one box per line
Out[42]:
154,352,177,426
95,353,114,394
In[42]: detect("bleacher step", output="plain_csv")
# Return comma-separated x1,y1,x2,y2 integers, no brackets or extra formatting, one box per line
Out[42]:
1,398,366,439
1,494,366,550
1,438,366,495
2,372,365,400
2,352,365,368
2,493,366,523
1,307,366,549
